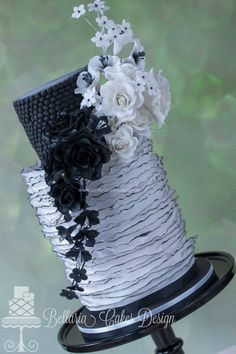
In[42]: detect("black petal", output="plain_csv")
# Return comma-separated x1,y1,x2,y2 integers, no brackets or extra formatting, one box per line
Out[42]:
57,225,75,244
74,210,100,227
85,238,96,248
81,250,92,262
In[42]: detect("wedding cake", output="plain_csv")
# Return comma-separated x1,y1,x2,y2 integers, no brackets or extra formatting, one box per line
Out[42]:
14,1,213,321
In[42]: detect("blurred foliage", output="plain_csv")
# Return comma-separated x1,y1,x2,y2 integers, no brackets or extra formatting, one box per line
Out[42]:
0,1,236,353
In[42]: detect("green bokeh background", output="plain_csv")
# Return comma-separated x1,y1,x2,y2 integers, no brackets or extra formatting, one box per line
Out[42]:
0,0,236,353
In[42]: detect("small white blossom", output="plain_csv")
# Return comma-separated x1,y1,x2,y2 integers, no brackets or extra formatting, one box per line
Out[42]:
140,71,148,82
121,20,133,38
96,16,114,28
71,5,86,19
81,87,97,108
135,71,147,86
135,75,146,92
108,24,122,41
88,0,109,13
91,32,110,49
106,125,138,160
146,69,158,97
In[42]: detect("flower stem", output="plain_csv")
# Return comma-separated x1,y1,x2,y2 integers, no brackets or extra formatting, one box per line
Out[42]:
83,17,99,32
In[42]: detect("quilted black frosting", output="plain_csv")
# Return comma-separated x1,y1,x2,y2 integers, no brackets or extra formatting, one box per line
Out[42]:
13,68,85,161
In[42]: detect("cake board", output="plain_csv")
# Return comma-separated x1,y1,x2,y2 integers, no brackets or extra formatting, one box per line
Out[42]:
58,252,235,354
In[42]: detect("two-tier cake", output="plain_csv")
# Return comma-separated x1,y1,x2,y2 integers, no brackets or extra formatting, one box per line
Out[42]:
14,0,215,337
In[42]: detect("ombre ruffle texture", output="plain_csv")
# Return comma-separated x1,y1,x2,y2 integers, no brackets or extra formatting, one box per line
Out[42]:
22,136,196,311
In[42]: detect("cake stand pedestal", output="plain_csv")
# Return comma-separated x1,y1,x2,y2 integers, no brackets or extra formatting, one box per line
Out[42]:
1,317,41,353
58,252,235,354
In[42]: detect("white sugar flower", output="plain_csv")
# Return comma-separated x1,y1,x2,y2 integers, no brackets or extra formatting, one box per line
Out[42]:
81,87,97,108
88,0,109,12
125,39,146,70
128,108,153,138
104,62,137,80
134,71,148,94
96,16,114,28
74,71,94,95
143,71,171,128
88,55,120,74
71,5,86,19
106,125,138,160
100,76,144,122
91,32,110,49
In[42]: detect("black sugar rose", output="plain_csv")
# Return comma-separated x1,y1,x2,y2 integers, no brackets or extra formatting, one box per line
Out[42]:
53,129,111,181
45,111,111,182
45,108,92,140
49,177,84,218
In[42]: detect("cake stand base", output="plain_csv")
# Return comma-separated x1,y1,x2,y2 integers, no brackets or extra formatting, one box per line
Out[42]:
151,326,184,354
58,252,235,353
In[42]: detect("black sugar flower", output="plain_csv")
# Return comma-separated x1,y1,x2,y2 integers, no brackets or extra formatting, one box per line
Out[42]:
74,229,99,248
49,177,86,218
44,109,110,300
66,246,84,260
81,250,92,262
69,268,88,283
60,289,79,300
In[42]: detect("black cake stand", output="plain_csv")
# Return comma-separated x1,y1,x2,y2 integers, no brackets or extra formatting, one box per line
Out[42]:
58,252,235,354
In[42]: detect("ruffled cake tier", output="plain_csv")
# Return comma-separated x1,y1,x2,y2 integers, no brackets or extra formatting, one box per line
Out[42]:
22,136,196,311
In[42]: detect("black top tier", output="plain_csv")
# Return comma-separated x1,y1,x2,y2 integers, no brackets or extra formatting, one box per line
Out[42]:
13,68,84,161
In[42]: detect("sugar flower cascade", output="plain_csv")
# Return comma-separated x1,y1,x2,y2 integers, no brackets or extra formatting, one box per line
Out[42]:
72,0,171,161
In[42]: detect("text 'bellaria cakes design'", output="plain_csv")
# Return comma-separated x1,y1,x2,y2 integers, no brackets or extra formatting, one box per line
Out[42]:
14,0,198,313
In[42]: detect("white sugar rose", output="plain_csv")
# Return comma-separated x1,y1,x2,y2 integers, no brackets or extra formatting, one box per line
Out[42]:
106,125,138,160
100,76,144,122
144,71,171,128
128,108,152,138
